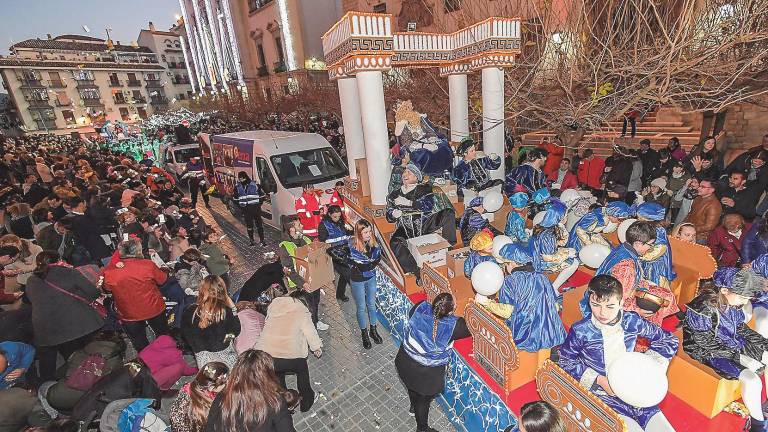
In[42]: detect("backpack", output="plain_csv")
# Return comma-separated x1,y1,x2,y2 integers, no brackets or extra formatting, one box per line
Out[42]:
66,353,107,391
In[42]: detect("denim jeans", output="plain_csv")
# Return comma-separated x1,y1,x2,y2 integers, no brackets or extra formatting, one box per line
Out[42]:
350,277,378,329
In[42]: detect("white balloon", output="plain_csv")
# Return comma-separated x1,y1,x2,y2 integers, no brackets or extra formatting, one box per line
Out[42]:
607,352,669,408
618,218,638,243
578,243,612,269
492,235,513,259
483,190,504,213
603,221,618,233
471,261,504,296
532,211,546,227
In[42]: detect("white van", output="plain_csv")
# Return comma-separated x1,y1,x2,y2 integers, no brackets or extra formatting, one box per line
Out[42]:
160,143,202,181
209,131,348,228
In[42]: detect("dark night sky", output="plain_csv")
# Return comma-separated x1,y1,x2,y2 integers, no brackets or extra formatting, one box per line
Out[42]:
0,0,181,55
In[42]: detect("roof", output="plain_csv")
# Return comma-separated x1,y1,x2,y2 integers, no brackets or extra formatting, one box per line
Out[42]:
10,38,152,54
0,58,166,71
145,29,179,37
211,131,331,155
53,35,105,42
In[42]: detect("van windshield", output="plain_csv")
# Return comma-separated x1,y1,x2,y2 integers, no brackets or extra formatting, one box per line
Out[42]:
174,147,201,164
270,147,348,189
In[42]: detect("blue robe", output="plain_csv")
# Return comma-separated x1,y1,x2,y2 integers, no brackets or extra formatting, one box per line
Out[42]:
566,208,609,253
558,312,678,428
504,164,546,196
453,156,502,192
464,251,495,278
639,227,676,287
530,227,573,273
498,269,566,351
394,117,454,177
683,294,768,380
504,211,529,244
459,208,499,245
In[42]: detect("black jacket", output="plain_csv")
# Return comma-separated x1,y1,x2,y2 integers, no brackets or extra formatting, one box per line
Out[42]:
71,364,160,422
181,305,241,354
205,394,295,432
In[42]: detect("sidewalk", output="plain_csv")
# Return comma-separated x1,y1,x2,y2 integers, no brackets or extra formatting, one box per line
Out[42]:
196,198,456,432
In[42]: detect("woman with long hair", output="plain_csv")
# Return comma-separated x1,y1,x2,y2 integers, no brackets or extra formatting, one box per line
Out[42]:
170,362,229,432
25,250,105,381
204,350,297,432
348,218,383,349
396,293,471,432
181,275,240,368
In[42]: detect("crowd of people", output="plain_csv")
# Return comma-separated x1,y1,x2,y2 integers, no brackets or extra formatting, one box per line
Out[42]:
0,121,767,432
0,131,357,432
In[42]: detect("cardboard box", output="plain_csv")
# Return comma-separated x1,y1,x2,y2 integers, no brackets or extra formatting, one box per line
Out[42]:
446,247,471,278
406,233,451,268
437,183,459,203
294,242,335,292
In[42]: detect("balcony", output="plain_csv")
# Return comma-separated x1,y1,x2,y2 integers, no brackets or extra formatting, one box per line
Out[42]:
19,78,44,88
26,99,52,108
75,79,97,89
150,96,169,106
108,79,123,87
168,62,186,69
132,96,147,103
48,80,67,89
171,76,190,85
126,79,142,87
145,78,163,88
54,99,72,107
34,119,57,130
82,98,105,107
273,61,286,73
113,96,129,104
257,65,269,77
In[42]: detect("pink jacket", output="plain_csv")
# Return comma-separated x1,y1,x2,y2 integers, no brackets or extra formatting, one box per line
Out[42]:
234,309,266,354
138,335,197,390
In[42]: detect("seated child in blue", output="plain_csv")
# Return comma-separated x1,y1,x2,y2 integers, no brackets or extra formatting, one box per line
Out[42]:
636,202,676,288
463,231,496,278
529,199,579,294
478,243,566,352
566,201,631,253
504,192,530,244
683,267,768,432
459,196,501,246
559,275,678,432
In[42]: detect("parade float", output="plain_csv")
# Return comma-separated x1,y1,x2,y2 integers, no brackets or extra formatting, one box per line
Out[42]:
323,11,743,432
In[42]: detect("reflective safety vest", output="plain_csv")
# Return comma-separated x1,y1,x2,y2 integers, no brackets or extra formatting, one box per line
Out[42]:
279,237,312,288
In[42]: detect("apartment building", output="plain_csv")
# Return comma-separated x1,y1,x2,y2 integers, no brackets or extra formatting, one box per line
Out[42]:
0,34,172,134
138,21,196,102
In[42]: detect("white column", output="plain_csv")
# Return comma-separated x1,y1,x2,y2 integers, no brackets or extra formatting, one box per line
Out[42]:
448,73,469,143
337,77,366,179
482,67,505,180
355,70,391,205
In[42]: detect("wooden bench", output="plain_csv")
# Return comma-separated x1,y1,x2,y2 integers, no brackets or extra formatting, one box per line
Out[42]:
537,359,626,432
464,301,550,394
668,237,717,306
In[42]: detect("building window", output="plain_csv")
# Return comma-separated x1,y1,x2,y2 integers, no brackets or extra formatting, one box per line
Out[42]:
132,90,143,100
137,107,147,119
275,37,285,64
119,107,130,121
62,110,75,125
80,88,100,99
373,2,387,13
257,44,266,67
444,0,461,12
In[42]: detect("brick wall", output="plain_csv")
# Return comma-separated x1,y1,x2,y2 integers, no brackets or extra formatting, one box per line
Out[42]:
722,96,768,150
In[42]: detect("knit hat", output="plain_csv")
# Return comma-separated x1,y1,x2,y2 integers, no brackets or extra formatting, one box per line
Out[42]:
497,243,532,264
405,162,423,182
650,178,667,191
509,192,529,209
469,231,494,251
636,202,666,222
